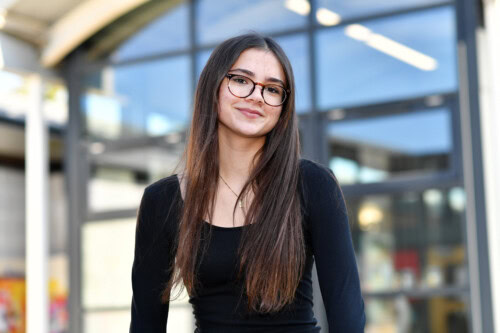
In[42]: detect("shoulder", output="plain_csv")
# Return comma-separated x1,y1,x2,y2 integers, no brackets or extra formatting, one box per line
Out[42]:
139,174,182,226
142,174,181,206
136,174,182,241
299,158,337,185
298,158,345,212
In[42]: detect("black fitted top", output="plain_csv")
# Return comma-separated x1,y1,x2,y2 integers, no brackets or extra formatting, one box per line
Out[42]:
129,159,365,332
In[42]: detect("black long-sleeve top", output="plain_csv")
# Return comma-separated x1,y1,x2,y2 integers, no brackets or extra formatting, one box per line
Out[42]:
130,159,365,332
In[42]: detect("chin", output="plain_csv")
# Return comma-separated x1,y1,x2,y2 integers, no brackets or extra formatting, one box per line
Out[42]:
235,129,267,139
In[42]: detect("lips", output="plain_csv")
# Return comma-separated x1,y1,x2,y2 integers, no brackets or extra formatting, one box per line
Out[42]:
237,108,263,118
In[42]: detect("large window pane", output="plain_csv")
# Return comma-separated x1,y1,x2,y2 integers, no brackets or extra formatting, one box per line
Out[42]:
275,34,311,113
328,108,452,184
365,296,469,332
82,219,192,331
88,140,184,213
316,6,457,109
348,187,467,293
196,0,308,45
111,3,189,62
88,166,147,213
83,56,191,140
83,219,136,308
196,48,213,80
315,0,447,24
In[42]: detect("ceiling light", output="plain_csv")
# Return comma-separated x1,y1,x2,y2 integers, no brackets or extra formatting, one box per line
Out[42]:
344,24,372,42
284,0,310,16
316,8,341,26
367,33,438,71
358,203,383,231
345,23,438,71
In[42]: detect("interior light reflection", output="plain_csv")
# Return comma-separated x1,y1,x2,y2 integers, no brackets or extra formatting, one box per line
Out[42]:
345,23,438,71
358,203,384,231
316,8,341,26
448,187,466,212
284,0,310,16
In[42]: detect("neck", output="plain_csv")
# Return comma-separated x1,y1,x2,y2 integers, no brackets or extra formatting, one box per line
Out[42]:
218,127,265,184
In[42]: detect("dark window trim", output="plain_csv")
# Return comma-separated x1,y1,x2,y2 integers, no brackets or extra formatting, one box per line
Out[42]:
363,285,469,299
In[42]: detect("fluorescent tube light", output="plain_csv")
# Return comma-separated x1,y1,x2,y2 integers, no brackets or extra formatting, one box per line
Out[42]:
316,8,341,26
284,0,310,16
345,24,438,71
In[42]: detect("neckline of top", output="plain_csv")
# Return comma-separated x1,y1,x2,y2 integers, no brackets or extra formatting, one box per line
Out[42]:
174,174,246,231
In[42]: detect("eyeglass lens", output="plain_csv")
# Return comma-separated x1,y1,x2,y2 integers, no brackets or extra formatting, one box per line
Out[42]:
228,75,286,106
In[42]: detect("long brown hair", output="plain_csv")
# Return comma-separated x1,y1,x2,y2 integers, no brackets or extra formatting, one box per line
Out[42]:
164,33,304,313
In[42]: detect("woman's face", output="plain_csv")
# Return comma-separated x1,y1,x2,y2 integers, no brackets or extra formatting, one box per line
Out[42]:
217,48,286,139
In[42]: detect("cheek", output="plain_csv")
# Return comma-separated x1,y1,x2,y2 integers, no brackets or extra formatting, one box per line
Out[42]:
270,107,283,123
218,85,237,113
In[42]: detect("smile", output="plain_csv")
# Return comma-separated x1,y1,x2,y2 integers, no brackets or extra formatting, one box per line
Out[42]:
237,108,263,118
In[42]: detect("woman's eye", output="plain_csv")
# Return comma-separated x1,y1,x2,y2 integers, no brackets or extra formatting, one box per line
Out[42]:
266,86,281,95
234,77,248,84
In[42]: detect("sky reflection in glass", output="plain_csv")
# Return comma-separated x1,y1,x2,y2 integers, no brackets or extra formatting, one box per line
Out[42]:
114,57,191,136
315,0,445,22
275,34,311,113
328,107,452,184
83,56,191,140
329,108,451,155
111,3,189,62
317,6,457,109
196,0,307,45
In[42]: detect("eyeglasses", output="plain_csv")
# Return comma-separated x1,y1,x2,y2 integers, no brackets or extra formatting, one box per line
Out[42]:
225,74,289,107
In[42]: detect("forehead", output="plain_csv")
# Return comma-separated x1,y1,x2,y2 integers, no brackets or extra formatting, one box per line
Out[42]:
230,48,285,82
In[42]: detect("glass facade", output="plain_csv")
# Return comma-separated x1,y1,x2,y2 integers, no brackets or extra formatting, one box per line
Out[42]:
75,0,468,332
328,106,453,184
316,6,457,109
195,0,308,45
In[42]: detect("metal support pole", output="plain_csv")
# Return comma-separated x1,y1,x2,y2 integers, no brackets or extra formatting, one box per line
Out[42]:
455,0,495,331
64,51,85,333
25,74,49,333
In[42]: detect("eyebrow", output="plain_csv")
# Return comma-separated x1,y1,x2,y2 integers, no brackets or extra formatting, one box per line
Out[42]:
229,68,286,87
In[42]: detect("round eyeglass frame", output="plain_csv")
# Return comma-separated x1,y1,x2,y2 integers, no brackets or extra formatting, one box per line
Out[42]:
225,74,289,107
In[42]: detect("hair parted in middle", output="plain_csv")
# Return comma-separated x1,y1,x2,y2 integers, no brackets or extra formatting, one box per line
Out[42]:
163,33,305,313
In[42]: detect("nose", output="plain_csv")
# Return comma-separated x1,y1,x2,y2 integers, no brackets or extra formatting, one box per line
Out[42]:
246,83,265,103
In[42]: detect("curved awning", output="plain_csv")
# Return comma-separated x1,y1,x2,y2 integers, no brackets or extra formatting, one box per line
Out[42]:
41,0,148,67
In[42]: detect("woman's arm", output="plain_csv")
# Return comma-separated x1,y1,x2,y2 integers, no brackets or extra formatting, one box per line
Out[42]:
302,160,366,332
130,182,175,332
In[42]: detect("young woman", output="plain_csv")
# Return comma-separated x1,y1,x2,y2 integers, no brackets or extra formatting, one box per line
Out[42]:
130,33,365,332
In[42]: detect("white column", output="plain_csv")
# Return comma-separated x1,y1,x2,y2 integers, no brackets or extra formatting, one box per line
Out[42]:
25,74,49,333
478,0,500,332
